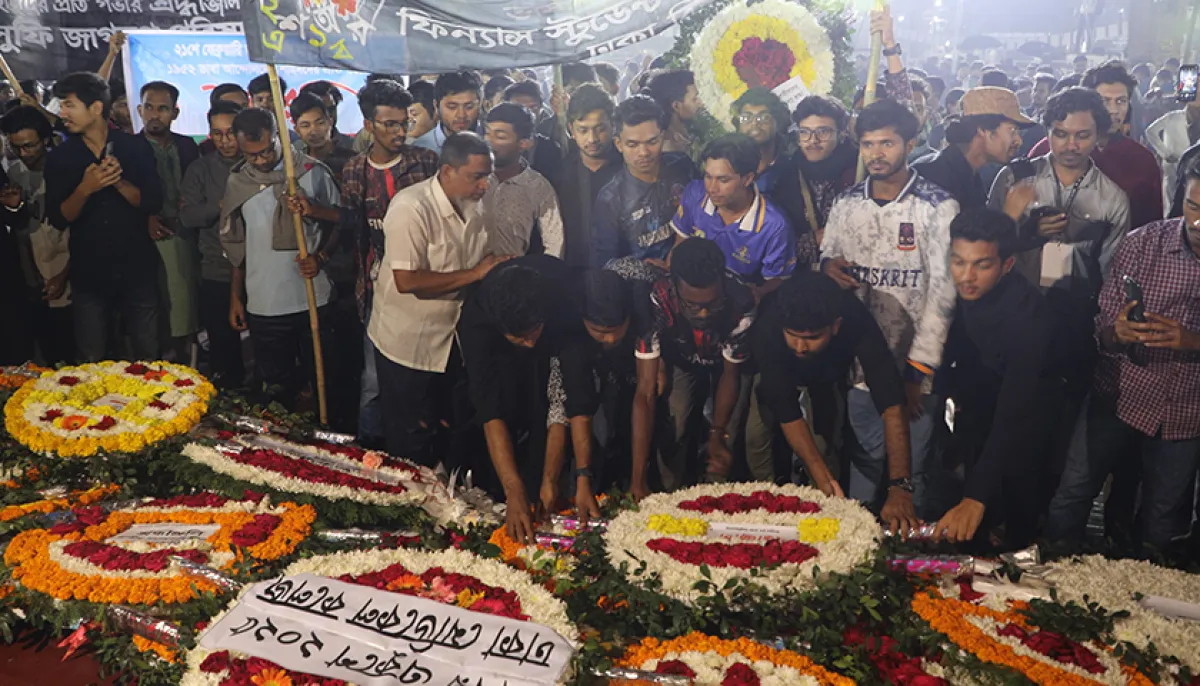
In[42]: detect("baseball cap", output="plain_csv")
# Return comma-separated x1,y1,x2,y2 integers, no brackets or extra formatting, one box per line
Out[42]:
961,87,1035,127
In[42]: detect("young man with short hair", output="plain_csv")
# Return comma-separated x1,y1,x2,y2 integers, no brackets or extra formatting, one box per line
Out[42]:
139,80,202,359
591,95,698,276
180,100,245,389
342,79,440,446
731,88,792,194
483,103,564,258
221,108,340,405
406,80,437,142
554,84,622,269
289,92,357,187
934,208,1058,549
210,83,249,108
484,75,514,113
46,72,163,361
410,71,482,154
247,73,284,111
672,133,795,298
0,105,72,364
777,95,858,258
821,99,957,524
298,80,354,149
501,80,564,181
370,132,509,465
108,80,133,133
646,70,701,155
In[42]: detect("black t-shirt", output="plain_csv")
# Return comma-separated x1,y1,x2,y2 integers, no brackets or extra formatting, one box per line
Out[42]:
754,287,904,424
634,275,757,370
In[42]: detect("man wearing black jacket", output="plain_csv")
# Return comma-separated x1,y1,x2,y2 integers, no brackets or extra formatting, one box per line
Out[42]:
554,85,622,268
934,208,1059,548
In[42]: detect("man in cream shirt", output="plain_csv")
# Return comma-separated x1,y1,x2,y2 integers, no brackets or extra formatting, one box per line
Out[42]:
368,132,514,466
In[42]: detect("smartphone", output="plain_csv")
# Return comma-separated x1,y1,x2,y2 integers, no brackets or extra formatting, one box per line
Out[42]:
1030,205,1063,220
1123,275,1146,323
103,141,114,159
1177,64,1198,103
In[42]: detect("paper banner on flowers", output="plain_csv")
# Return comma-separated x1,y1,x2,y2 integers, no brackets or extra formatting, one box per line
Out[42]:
240,0,716,73
772,74,811,111
200,574,574,684
107,523,221,545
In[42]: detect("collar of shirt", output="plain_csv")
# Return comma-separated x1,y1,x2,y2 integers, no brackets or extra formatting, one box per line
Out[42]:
701,189,767,232
489,160,534,187
1168,218,1200,258
862,169,921,204
430,173,477,223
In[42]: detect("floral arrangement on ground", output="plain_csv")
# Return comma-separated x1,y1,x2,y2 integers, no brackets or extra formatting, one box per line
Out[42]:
4,361,215,457
0,483,121,536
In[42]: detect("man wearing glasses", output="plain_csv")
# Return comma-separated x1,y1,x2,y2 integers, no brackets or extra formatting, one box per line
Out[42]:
339,78,439,447
630,238,757,500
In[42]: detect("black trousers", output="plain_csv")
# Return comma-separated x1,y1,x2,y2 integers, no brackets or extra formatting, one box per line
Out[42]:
199,280,244,389
375,342,465,469
74,278,160,362
246,305,334,407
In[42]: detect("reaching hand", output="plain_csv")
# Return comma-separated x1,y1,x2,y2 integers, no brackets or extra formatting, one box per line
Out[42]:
538,480,561,521
933,498,986,543
822,257,859,289
706,433,733,478
630,480,651,503
108,30,127,55
880,487,921,538
473,253,515,281
1036,212,1069,238
813,473,845,498
869,5,896,47
574,478,602,522
505,486,536,545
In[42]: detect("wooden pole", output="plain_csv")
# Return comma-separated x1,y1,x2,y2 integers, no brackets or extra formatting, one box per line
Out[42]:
857,0,887,182
0,53,25,97
266,64,329,425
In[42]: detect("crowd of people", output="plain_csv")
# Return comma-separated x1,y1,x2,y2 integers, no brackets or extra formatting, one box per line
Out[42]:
1,13,1198,558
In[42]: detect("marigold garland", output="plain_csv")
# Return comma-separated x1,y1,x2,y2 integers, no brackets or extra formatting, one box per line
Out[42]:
132,635,180,664
619,633,854,686
0,364,51,389
911,590,1155,685
4,497,315,606
4,361,215,457
0,484,120,522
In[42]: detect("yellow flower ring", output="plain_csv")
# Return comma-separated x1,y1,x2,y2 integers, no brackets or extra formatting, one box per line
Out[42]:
4,495,315,607
691,0,835,130
620,633,855,685
912,591,1156,685
3,361,215,458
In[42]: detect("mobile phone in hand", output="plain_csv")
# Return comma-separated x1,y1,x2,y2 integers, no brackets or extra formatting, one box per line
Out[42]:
1123,275,1146,323
1177,64,1199,103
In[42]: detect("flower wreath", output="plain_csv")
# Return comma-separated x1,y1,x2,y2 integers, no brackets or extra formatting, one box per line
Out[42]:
0,484,120,530
619,633,854,686
4,361,215,457
605,483,879,603
180,547,578,686
690,0,836,129
912,590,1155,685
1,363,51,389
1046,556,1200,674
4,493,315,606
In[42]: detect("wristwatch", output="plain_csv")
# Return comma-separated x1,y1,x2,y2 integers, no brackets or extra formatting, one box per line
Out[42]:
882,43,902,57
574,467,594,480
887,477,914,493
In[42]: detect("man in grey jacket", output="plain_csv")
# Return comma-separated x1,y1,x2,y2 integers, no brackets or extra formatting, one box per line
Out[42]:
180,100,244,389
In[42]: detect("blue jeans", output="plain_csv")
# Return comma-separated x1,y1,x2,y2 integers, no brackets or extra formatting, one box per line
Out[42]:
359,333,383,444
845,388,939,518
1045,396,1200,552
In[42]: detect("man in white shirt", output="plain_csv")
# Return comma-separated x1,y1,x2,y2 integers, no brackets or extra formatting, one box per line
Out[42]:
368,132,514,465
482,103,565,258
1144,93,1200,209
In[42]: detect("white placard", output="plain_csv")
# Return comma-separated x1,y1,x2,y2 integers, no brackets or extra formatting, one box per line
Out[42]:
200,574,573,684
1040,241,1074,288
707,522,798,541
772,75,812,111
93,394,134,411
1137,594,1200,623
107,523,220,545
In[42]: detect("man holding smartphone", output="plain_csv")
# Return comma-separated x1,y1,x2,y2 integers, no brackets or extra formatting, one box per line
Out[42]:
1146,64,1200,209
1045,158,1200,555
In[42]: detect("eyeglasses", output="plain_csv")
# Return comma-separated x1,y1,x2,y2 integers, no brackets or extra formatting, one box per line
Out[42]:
373,118,410,132
737,112,774,126
797,126,837,142
8,141,43,153
242,141,278,163
677,286,726,316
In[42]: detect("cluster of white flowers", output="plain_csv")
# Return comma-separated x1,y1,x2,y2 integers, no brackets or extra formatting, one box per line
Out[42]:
604,483,880,604
182,547,578,686
1047,556,1200,673
637,652,822,686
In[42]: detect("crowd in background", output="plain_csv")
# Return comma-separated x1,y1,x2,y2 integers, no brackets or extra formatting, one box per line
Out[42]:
1,12,1198,558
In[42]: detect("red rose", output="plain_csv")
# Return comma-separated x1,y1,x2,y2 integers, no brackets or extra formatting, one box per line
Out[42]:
199,650,231,673
721,662,761,686
174,379,194,387
92,416,117,431
58,376,80,386
148,399,171,410
656,660,697,677
40,409,63,422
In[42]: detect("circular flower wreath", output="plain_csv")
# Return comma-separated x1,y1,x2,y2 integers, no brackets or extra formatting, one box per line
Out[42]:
1046,556,1200,674
181,547,579,686
620,633,854,686
691,0,836,129
4,493,315,606
912,590,1154,686
605,483,879,604
4,361,215,457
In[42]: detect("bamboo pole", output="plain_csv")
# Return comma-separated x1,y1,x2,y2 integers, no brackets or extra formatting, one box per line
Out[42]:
0,53,25,97
266,64,329,425
857,0,887,182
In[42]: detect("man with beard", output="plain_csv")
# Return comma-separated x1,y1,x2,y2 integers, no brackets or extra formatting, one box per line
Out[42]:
0,106,73,364
934,209,1058,550
180,100,245,389
370,132,510,466
753,273,919,535
821,99,956,525
554,84,622,269
590,95,698,279
773,95,858,266
411,72,483,155
342,78,439,447
913,87,1031,210
482,103,564,258
289,92,356,187
139,81,201,361
630,238,757,499
221,108,339,408
1046,159,1200,556
108,79,133,133
1027,63,1162,232
45,72,162,361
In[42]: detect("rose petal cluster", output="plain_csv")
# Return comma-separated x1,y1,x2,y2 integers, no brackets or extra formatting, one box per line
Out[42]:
680,490,822,515
647,538,819,569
